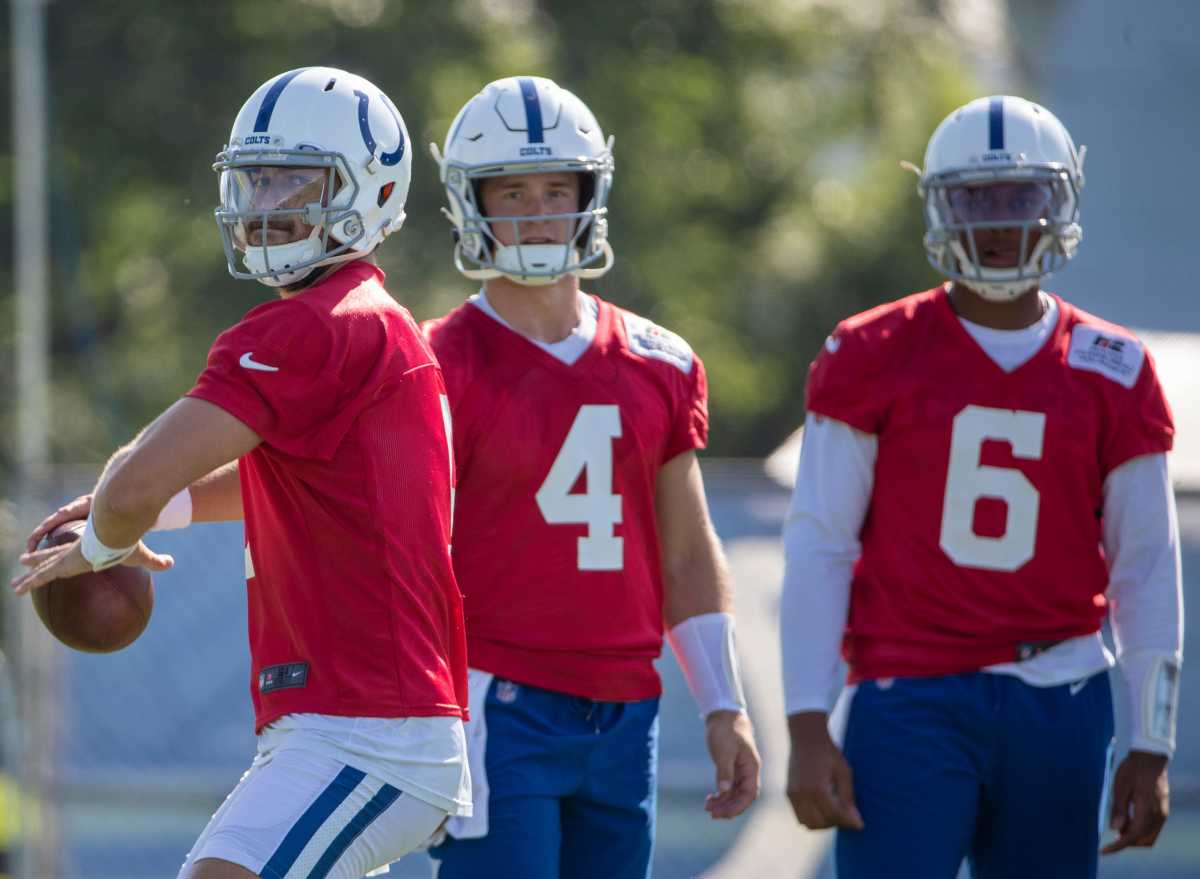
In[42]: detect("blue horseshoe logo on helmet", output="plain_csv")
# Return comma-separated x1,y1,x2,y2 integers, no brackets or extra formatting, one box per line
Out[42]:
354,90,406,166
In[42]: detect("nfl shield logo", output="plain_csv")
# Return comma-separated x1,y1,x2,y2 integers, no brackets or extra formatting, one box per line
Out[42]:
495,680,520,704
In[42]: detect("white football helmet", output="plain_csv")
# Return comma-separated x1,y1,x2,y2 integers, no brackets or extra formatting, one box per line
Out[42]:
214,67,412,287
430,76,614,285
912,95,1085,301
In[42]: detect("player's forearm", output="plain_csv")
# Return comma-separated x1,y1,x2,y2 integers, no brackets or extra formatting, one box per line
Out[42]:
780,538,854,713
1104,454,1182,653
656,452,746,716
92,444,180,548
657,450,733,626
188,461,243,522
148,462,243,532
663,547,748,718
95,398,260,546
1103,453,1183,755
662,528,732,625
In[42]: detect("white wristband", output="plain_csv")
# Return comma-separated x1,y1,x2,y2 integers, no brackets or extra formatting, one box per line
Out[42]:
80,512,138,572
152,488,193,531
667,612,748,718
1120,649,1181,757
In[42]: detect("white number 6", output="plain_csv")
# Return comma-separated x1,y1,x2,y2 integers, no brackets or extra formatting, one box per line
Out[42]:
939,404,1046,572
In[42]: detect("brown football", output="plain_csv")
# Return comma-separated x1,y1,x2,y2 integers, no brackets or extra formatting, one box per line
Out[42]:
30,521,154,653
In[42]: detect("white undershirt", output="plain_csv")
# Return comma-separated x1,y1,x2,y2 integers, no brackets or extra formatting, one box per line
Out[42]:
957,291,1058,371
780,303,1183,754
470,289,598,365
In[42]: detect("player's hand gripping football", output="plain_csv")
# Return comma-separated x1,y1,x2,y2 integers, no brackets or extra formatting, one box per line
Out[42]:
704,709,761,819
786,711,864,830
1101,750,1170,854
12,497,174,595
24,493,94,553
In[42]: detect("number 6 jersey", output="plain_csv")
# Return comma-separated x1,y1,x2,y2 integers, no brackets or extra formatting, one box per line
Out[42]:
424,294,708,701
805,286,1174,682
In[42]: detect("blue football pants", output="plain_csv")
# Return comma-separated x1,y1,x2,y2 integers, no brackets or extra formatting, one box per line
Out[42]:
836,671,1114,879
430,678,659,879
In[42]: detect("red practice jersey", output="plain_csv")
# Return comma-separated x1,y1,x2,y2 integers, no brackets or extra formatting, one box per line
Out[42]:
188,261,468,732
806,287,1174,682
424,296,708,701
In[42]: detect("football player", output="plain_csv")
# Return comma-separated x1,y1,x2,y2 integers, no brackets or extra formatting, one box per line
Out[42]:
15,68,471,879
781,95,1182,878
421,76,761,879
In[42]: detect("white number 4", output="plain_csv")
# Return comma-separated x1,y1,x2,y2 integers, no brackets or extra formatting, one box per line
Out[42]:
536,404,624,571
939,404,1046,572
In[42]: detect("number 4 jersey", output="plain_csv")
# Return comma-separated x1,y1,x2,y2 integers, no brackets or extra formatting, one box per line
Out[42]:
806,286,1174,682
423,295,708,701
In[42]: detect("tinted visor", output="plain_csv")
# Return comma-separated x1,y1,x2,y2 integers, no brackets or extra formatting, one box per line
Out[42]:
946,181,1054,223
226,165,331,214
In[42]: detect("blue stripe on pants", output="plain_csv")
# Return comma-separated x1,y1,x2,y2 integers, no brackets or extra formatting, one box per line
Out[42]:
307,785,402,879
260,766,366,879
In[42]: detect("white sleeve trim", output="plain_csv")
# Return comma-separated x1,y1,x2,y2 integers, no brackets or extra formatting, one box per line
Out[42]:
1103,452,1183,756
780,415,876,715
667,612,748,718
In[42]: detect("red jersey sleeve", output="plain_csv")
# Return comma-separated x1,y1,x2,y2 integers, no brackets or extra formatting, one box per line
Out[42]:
188,301,379,460
805,322,891,434
664,354,709,462
1102,347,1175,475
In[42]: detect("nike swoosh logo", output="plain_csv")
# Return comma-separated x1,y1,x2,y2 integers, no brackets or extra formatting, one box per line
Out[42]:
239,352,279,372
1069,679,1087,696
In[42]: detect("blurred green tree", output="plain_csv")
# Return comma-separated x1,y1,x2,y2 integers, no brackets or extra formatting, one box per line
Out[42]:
0,0,981,474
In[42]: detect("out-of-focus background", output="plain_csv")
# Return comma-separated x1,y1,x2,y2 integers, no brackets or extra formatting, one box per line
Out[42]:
1,0,1197,877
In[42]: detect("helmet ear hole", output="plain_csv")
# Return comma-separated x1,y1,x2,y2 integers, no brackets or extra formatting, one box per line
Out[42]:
377,182,395,207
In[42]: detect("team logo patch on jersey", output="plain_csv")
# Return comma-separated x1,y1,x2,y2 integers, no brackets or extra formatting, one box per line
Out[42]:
622,313,694,374
1067,325,1144,389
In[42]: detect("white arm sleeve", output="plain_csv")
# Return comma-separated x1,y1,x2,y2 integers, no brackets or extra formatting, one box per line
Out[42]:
780,415,877,715
150,488,193,532
667,612,748,718
1104,453,1183,756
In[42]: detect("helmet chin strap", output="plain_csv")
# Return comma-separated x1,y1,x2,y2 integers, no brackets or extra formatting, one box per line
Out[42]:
242,224,371,288
489,241,615,286
959,278,1040,302
493,243,574,285
949,233,1055,302
242,234,324,288
453,239,616,286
